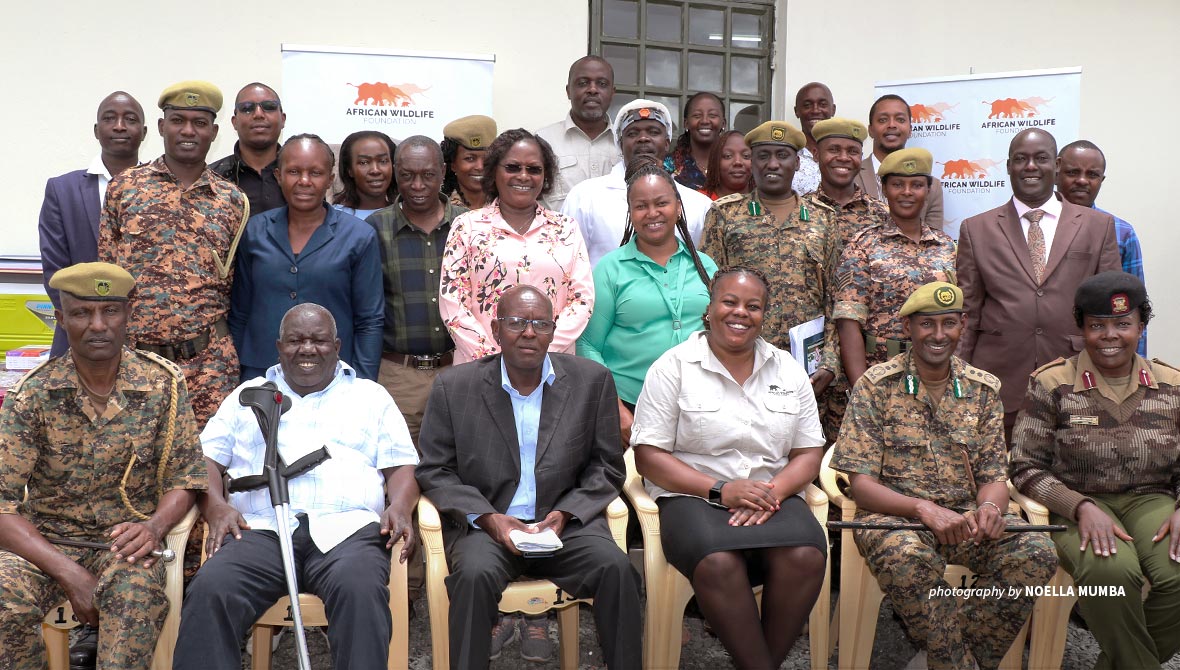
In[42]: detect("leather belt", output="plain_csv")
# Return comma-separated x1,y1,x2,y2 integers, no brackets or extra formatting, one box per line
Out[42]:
136,318,229,362
382,350,454,370
865,333,911,358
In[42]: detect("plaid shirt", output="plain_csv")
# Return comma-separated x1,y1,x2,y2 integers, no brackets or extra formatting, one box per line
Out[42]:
1096,205,1147,356
365,196,466,355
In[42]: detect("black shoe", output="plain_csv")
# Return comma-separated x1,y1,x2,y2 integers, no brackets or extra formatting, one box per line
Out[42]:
69,625,98,670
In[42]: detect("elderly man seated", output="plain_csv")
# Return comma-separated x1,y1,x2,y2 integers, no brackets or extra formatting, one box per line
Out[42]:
173,303,419,670
0,262,206,670
416,284,642,670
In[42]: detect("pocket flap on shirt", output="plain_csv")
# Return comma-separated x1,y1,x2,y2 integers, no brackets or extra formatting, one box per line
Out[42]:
678,394,722,413
764,394,800,414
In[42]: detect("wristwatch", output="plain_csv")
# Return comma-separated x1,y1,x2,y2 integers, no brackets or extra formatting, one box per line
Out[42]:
708,480,726,504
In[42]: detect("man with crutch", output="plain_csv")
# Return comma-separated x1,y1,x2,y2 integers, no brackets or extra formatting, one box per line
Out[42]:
175,303,419,670
0,262,206,670
830,282,1059,670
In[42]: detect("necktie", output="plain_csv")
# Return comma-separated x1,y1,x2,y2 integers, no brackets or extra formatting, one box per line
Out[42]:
1025,209,1046,283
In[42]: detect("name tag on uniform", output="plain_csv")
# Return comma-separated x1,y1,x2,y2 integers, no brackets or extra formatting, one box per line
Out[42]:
1069,415,1099,426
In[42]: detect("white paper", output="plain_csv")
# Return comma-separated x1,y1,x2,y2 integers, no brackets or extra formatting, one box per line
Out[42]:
509,527,564,553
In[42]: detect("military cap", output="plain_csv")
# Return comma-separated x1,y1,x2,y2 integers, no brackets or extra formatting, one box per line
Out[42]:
614,99,673,141
812,117,867,144
899,281,963,317
158,80,223,115
443,115,497,150
744,121,805,150
878,147,933,178
1074,271,1147,318
49,262,135,302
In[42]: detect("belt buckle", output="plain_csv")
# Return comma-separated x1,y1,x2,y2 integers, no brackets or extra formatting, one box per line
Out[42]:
412,355,438,371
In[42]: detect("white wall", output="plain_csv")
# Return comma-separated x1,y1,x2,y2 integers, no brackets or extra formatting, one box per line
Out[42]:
776,0,1180,361
4,0,1177,358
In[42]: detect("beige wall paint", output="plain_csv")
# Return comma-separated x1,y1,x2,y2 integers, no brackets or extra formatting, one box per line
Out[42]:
5,0,1177,357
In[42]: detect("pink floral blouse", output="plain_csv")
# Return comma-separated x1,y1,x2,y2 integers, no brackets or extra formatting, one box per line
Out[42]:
439,200,595,362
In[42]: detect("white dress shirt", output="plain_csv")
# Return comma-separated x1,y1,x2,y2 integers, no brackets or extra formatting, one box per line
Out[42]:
201,361,418,552
86,154,113,208
1012,195,1062,255
562,162,712,266
536,113,622,212
630,331,825,501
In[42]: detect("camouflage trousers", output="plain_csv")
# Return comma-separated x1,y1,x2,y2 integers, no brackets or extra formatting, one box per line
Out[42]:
854,512,1057,670
176,333,238,428
820,375,849,444
0,545,167,670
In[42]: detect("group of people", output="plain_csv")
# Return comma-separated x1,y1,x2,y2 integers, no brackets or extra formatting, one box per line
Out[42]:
0,50,1175,670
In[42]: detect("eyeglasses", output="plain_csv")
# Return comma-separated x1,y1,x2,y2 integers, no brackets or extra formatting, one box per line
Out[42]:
496,316,557,334
235,100,281,114
501,163,544,176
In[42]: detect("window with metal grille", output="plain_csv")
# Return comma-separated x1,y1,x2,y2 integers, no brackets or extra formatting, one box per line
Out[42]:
591,0,775,134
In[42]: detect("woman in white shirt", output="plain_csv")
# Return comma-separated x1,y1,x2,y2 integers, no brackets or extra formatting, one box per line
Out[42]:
632,266,827,670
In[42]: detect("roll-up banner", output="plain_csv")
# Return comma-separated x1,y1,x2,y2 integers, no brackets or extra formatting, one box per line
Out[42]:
875,67,1081,239
281,44,495,144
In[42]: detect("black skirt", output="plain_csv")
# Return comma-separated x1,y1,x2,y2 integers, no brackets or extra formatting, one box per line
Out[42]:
656,494,828,580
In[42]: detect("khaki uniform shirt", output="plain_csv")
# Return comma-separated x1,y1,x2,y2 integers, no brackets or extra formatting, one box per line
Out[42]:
536,113,621,211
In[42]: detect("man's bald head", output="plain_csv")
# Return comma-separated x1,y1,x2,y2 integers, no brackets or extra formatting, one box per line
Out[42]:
97,91,144,122
279,303,338,341
94,91,147,163
794,82,836,139
497,285,553,318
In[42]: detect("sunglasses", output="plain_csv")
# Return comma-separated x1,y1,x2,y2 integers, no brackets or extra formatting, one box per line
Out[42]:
496,316,557,334
501,163,544,176
235,100,281,114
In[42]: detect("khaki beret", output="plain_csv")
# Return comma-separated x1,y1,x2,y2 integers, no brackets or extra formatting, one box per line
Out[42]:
1074,271,1147,318
812,117,867,144
49,262,135,302
900,281,963,317
878,147,933,178
744,121,805,150
158,80,223,115
443,115,497,150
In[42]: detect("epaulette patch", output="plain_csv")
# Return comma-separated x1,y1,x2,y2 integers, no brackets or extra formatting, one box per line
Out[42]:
135,348,184,378
962,365,1001,393
863,359,905,384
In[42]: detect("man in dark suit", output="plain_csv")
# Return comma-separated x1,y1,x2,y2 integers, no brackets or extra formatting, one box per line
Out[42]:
957,128,1120,438
39,91,147,357
854,94,944,229
417,285,641,670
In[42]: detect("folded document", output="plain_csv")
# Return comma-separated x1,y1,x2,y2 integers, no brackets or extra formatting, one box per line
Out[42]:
509,527,564,553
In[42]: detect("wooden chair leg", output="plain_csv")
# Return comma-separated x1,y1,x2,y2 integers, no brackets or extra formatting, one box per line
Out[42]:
998,619,1030,670
557,605,580,670
251,626,274,670
42,624,71,670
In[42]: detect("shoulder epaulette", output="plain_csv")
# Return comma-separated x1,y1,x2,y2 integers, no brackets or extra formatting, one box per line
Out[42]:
961,364,1001,393
133,348,184,379
1029,357,1073,388
7,359,54,395
863,358,905,384
714,192,745,206
1149,358,1180,384
1031,357,1069,376
803,195,836,215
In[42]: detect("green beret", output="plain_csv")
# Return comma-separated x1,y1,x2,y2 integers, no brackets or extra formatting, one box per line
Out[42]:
443,115,497,150
158,80,223,115
899,281,963,317
1074,271,1147,318
745,121,805,150
49,262,135,302
812,117,867,144
878,147,933,178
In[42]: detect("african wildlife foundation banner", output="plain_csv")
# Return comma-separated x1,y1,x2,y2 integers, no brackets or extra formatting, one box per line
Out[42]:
875,67,1081,240
281,44,495,145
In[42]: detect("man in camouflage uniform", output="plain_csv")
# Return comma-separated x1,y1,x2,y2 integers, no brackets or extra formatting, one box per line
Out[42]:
701,119,840,400
831,282,1056,670
99,80,247,426
803,118,890,439
833,148,957,390
0,262,206,670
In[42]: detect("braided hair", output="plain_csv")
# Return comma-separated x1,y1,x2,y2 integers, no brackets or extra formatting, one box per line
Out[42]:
702,265,772,330
619,157,711,287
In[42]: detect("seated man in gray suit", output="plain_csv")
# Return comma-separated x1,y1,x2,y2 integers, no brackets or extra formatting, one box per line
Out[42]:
416,285,641,670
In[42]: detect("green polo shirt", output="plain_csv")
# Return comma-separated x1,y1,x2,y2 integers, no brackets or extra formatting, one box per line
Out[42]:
577,238,717,403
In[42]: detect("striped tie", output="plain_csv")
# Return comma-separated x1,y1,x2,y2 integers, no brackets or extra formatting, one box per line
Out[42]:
1025,209,1046,283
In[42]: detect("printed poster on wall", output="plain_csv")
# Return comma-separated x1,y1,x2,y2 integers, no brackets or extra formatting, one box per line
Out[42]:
875,67,1081,240
281,44,495,145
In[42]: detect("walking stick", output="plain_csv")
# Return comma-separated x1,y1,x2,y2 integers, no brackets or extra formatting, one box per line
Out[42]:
238,382,311,670
46,537,175,562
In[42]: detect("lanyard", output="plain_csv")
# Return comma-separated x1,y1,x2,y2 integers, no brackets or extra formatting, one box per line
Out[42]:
639,249,691,331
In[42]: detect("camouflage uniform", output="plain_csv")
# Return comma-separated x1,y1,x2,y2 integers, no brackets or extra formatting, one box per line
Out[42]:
832,353,1057,670
98,157,247,426
0,349,206,670
803,185,890,440
1010,352,1180,669
834,219,956,367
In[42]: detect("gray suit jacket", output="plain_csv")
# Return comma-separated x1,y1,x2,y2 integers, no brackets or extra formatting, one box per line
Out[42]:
38,169,103,356
854,152,945,230
416,353,624,550
956,197,1120,415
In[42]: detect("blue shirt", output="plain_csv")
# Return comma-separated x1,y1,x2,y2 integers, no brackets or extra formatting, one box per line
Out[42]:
229,204,384,379
467,354,557,527
1095,205,1147,356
